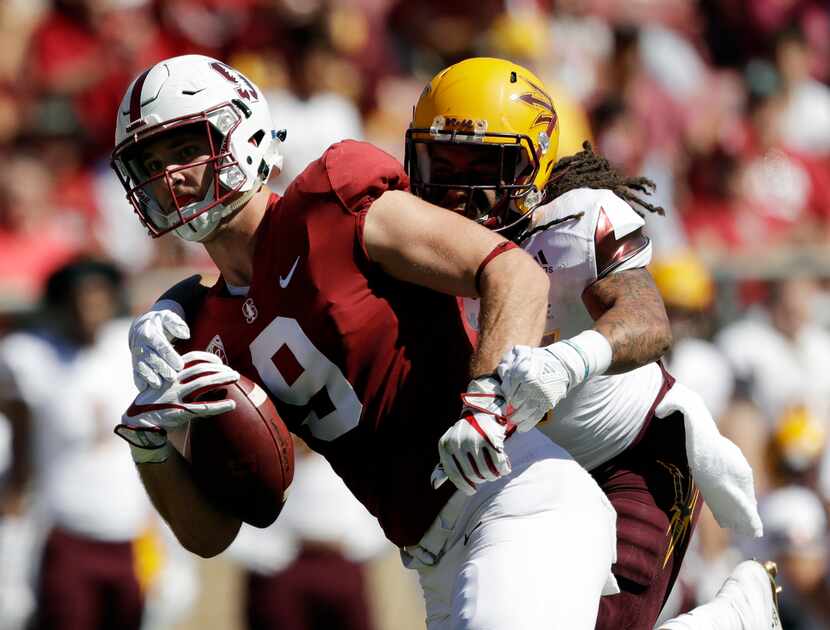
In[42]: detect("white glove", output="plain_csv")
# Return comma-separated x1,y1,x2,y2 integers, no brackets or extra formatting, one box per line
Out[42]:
116,351,240,463
431,376,515,495
497,330,613,432
130,300,190,390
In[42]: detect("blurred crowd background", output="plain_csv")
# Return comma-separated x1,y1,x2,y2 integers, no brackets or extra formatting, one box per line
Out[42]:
1,0,830,629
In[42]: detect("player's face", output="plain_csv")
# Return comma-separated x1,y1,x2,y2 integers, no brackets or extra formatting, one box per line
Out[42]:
136,129,214,214
419,143,501,218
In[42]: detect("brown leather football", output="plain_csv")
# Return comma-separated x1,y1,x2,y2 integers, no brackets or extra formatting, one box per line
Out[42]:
181,375,294,528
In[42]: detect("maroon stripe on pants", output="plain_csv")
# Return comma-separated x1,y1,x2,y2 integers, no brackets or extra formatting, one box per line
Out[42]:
593,365,703,630
34,527,143,630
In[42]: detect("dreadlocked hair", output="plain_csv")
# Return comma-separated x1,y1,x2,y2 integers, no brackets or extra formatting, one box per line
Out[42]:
544,141,665,217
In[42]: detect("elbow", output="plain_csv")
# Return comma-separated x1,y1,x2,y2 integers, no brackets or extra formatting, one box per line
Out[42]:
654,315,673,359
180,534,233,559
176,520,240,558
658,327,673,358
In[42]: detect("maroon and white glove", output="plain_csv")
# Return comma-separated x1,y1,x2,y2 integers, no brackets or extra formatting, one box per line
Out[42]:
431,376,516,495
115,351,239,463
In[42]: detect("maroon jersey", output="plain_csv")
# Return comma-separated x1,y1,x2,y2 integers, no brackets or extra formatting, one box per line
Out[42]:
182,141,470,546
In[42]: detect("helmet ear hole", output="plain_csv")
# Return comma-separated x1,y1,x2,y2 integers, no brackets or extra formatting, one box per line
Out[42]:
248,130,265,147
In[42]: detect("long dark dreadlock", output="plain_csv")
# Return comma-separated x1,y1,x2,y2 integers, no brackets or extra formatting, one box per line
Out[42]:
544,141,665,217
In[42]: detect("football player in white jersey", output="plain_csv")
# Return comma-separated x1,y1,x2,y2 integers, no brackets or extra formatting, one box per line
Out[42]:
407,57,778,630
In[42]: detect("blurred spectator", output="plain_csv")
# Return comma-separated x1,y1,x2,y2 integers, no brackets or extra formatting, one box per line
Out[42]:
226,442,390,630
759,485,830,629
651,252,735,419
24,0,183,153
0,258,195,630
0,153,81,308
245,24,364,194
773,26,830,156
716,276,830,426
767,405,827,488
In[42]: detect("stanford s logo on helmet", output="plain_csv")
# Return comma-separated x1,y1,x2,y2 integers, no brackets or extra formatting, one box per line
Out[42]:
111,55,285,242
209,61,259,102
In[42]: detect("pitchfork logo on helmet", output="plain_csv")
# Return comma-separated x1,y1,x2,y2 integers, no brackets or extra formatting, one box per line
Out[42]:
517,78,558,155
405,57,560,232
111,55,285,242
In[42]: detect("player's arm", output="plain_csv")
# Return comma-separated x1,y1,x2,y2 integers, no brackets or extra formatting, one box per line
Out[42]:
582,267,671,374
364,189,549,374
136,449,241,558
364,190,549,495
497,214,668,431
115,352,242,557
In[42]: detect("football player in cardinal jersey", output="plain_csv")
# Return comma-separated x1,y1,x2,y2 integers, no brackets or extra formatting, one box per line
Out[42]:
112,55,619,629
406,57,772,630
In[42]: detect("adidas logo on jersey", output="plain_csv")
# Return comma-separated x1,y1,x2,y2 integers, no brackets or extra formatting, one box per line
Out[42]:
206,334,227,364
534,250,554,273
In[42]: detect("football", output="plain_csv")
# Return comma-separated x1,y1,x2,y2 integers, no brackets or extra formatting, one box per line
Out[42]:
174,375,294,528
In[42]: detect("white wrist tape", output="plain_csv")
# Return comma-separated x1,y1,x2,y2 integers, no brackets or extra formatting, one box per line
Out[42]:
130,442,172,465
547,330,613,389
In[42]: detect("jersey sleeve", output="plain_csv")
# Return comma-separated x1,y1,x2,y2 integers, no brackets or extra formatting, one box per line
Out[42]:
592,191,652,280
321,140,409,214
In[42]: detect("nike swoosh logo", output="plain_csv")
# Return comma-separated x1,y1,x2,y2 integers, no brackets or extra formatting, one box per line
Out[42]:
279,256,300,289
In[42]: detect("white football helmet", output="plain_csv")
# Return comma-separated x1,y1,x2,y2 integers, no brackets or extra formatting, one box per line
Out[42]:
111,54,285,242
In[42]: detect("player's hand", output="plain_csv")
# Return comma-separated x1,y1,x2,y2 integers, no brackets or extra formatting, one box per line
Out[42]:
123,351,239,431
129,300,190,390
496,345,569,431
431,376,515,495
498,331,612,431
116,352,239,463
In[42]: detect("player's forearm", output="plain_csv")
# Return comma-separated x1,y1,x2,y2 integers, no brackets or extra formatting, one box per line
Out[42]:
588,272,672,375
472,251,548,376
137,451,241,558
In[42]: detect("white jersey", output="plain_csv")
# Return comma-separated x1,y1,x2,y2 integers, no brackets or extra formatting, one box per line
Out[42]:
0,320,152,541
463,188,663,470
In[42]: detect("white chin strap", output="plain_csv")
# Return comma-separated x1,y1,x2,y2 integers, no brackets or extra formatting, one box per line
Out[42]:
173,187,258,242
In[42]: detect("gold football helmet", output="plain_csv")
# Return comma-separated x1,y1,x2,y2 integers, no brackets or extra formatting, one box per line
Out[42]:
406,57,560,230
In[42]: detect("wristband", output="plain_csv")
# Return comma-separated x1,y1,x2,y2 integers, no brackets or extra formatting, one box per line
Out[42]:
475,241,519,294
114,424,171,464
547,330,613,388
129,442,172,464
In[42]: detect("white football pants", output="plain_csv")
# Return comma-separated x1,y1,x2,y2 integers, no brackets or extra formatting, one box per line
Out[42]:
401,429,618,630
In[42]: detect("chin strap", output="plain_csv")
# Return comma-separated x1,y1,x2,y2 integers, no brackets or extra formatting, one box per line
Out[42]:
176,186,261,242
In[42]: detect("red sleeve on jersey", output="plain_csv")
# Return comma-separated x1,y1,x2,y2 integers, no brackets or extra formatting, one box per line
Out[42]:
594,206,650,280
322,140,409,214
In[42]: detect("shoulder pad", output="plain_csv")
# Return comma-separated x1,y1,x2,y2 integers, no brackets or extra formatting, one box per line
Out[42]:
594,189,645,239
323,140,409,213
